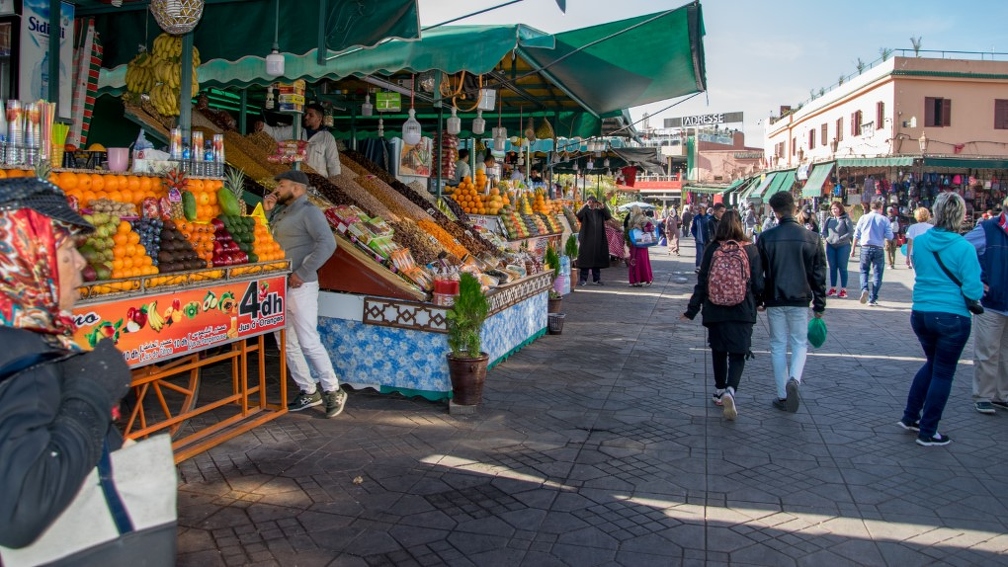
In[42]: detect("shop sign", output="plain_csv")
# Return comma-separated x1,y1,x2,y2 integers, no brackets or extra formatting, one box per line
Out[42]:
375,92,401,112
664,111,743,128
72,275,287,368
20,0,73,119
0,1,14,15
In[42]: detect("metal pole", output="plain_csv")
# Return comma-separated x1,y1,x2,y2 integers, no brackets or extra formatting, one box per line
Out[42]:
179,32,194,140
239,88,248,134
47,0,60,109
437,106,444,199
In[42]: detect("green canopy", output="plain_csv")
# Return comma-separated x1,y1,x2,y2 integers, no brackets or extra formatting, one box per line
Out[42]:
752,172,777,197
764,169,796,198
87,0,421,70
836,156,914,168
802,162,835,198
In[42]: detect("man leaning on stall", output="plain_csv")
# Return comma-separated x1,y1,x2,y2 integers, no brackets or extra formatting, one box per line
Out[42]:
264,169,347,418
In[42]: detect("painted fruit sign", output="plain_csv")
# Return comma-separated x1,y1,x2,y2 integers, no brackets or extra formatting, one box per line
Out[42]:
72,275,287,367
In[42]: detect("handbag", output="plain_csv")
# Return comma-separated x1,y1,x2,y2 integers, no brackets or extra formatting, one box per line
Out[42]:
931,251,984,315
629,227,658,247
0,355,178,567
807,316,827,348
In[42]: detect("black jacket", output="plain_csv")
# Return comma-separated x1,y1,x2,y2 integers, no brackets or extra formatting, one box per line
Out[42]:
0,327,126,549
756,216,827,312
685,241,764,324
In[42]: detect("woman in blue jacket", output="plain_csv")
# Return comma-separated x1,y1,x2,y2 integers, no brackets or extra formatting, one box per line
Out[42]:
899,192,983,447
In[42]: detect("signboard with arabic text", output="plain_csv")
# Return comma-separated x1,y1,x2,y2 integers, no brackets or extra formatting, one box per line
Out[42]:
72,275,287,368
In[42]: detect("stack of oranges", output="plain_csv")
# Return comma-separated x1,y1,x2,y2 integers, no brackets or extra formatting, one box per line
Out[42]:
178,178,224,221
252,217,284,261
111,220,157,279
53,171,163,209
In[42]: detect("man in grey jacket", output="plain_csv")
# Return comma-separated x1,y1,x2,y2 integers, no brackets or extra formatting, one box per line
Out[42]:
265,169,346,417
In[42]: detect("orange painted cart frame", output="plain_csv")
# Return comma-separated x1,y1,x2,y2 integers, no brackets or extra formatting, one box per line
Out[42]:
73,264,291,463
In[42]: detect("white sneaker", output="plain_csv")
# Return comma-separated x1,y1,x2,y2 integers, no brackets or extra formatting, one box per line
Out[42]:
712,388,725,406
722,389,737,421
859,290,869,304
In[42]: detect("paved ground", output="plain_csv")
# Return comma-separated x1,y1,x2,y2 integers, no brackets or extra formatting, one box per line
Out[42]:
175,237,1008,566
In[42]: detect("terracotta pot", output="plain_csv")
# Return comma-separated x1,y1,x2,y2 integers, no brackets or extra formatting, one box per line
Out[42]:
447,352,489,405
548,296,563,313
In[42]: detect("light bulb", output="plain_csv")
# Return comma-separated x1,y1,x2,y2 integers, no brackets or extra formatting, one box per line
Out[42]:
587,160,594,170
492,126,507,150
361,94,373,117
472,110,485,135
377,118,384,138
265,48,285,77
603,158,610,168
573,162,579,172
402,108,422,146
446,107,461,136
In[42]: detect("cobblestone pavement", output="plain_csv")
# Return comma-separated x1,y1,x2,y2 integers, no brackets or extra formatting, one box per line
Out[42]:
176,239,1008,566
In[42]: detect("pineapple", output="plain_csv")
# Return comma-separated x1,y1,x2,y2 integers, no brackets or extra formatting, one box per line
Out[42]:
224,166,248,215
164,167,188,219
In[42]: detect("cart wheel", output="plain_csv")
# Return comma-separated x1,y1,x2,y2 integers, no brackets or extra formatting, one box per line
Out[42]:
124,355,202,440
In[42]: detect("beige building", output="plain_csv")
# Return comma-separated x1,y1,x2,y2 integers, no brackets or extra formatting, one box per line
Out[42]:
760,53,1008,210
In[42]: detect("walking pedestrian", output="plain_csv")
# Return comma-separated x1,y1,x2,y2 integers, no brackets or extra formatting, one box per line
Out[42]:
576,196,612,285
904,207,933,269
665,207,681,255
742,203,758,239
899,192,982,446
886,205,903,269
681,205,693,239
823,201,854,298
756,191,827,413
625,205,654,287
965,197,1008,415
851,199,894,306
265,169,347,417
690,206,714,272
681,211,764,420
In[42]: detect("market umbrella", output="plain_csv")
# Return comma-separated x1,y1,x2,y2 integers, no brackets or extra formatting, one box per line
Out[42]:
617,201,655,212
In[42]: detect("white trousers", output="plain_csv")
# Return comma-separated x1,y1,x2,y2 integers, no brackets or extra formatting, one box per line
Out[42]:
767,306,809,399
276,281,339,393
971,309,1008,402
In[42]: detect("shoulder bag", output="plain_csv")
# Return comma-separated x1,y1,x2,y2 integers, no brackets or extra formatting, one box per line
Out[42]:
0,354,178,567
931,251,984,315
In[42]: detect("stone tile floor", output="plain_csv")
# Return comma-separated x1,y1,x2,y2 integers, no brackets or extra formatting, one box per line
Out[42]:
175,240,1008,566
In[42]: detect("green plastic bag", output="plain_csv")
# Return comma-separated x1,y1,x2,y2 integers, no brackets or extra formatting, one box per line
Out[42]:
808,316,827,348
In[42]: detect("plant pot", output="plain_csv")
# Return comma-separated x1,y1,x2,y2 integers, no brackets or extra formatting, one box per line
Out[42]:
447,352,489,406
548,296,563,313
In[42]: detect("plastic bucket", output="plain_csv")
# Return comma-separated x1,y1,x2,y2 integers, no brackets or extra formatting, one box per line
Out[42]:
107,147,130,172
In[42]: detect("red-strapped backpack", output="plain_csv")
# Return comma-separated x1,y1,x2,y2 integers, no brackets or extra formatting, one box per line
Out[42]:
707,240,750,306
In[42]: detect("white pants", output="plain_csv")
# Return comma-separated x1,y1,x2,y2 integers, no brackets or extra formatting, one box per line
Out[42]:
767,306,809,399
276,280,339,393
972,309,1008,402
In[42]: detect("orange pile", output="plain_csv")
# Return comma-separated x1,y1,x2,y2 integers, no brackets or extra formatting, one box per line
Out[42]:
53,171,164,209
175,219,215,266
111,220,157,279
252,217,284,261
180,178,224,221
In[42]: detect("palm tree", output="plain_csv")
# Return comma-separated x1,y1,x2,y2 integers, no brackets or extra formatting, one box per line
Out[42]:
880,47,893,61
839,74,846,86
856,57,866,74
910,36,923,57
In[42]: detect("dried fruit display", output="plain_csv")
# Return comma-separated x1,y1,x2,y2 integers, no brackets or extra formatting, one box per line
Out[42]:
321,173,399,222
417,220,470,260
390,219,444,266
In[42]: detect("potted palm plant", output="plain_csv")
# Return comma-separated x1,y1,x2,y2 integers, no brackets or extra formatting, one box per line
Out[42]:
545,245,563,313
446,272,490,408
564,233,578,293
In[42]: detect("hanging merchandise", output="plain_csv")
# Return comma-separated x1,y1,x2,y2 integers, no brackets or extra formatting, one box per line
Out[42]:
149,0,205,34
361,94,373,117
402,75,422,146
446,107,461,136
471,109,485,136
491,94,506,150
535,117,554,141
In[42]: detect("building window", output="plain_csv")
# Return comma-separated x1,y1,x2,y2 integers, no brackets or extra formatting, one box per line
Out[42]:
791,137,796,156
924,97,951,127
836,117,843,142
995,100,1008,130
876,101,885,129
821,124,828,147
851,111,863,136
808,130,815,150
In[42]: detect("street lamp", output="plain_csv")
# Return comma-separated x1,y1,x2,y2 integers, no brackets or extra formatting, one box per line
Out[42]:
830,138,838,155
918,131,929,154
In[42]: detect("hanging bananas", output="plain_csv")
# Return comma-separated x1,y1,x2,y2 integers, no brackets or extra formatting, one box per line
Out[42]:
124,33,202,117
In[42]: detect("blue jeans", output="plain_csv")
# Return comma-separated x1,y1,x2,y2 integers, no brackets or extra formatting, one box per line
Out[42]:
859,246,885,302
826,244,851,288
767,306,809,399
695,241,705,267
903,311,972,438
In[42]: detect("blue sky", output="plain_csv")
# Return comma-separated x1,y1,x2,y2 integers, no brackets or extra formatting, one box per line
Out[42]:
418,0,1008,145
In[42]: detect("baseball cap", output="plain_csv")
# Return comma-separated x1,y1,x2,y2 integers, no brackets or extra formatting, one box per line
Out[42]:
274,169,310,186
0,177,94,233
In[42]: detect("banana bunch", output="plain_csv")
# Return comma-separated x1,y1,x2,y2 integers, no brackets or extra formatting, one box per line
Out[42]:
127,32,202,116
145,300,166,332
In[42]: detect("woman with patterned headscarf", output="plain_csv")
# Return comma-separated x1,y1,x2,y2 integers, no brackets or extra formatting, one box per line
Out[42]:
0,177,133,551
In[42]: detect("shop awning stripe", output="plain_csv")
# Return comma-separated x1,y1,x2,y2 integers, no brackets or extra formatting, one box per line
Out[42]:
802,161,835,198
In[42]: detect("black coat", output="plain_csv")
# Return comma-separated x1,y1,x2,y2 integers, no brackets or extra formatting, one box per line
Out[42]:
576,204,612,269
685,241,764,324
756,216,827,312
0,327,125,548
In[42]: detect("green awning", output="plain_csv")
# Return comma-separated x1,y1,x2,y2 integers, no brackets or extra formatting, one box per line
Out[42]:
725,177,746,191
764,169,796,197
687,185,730,194
924,157,1008,169
90,0,421,69
737,177,762,201
802,162,835,198
836,156,915,168
751,173,777,198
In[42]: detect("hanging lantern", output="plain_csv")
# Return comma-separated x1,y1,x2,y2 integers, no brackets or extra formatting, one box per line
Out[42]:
401,75,422,146
573,161,579,172
471,110,485,135
150,0,205,34
361,94,373,117
603,158,610,168
492,126,507,150
446,107,461,136
586,159,594,170
377,118,384,138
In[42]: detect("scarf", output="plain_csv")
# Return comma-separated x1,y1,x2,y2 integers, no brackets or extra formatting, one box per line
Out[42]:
999,212,1008,235
0,209,80,350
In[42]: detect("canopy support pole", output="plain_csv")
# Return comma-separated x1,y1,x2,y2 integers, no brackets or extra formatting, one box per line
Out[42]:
316,0,328,65
436,106,444,200
47,0,60,111
180,32,194,141
239,88,248,134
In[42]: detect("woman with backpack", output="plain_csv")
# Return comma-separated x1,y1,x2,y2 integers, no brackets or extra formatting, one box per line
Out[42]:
680,210,764,420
